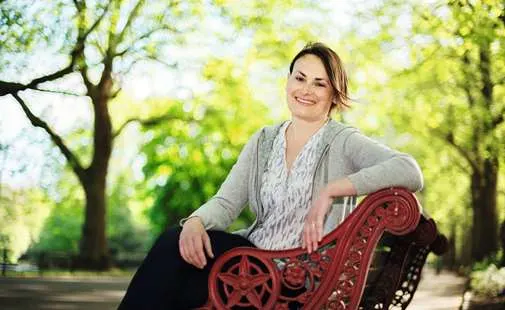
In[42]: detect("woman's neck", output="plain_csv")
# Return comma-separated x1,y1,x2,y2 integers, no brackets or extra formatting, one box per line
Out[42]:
288,117,329,139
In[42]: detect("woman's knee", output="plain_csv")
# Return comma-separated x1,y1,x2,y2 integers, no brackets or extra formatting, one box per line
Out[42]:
206,230,255,256
147,226,182,258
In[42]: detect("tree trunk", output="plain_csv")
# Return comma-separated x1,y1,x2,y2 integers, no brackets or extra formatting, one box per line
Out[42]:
446,223,457,270
470,157,499,262
77,74,113,270
79,171,110,270
500,220,505,267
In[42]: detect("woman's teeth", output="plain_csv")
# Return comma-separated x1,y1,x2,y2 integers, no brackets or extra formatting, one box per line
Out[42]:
296,97,314,105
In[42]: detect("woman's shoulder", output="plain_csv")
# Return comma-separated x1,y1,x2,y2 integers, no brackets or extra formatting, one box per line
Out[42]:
325,119,359,144
327,119,356,132
255,120,289,142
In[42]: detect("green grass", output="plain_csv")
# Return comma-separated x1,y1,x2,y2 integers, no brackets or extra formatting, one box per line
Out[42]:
3,267,135,278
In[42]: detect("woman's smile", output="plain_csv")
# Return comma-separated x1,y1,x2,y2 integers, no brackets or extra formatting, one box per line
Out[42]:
295,96,316,105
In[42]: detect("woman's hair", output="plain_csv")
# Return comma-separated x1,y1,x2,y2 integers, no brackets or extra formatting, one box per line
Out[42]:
289,42,350,111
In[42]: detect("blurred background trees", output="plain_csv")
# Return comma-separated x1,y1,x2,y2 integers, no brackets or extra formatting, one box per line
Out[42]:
0,0,329,269
344,0,505,265
0,0,503,275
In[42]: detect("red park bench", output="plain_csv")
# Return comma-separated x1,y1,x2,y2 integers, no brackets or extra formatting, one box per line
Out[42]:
197,187,447,309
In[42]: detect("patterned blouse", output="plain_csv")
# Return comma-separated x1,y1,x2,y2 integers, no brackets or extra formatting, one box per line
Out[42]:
248,120,328,250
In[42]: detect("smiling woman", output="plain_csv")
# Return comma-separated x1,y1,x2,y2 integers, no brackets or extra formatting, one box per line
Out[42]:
118,42,424,309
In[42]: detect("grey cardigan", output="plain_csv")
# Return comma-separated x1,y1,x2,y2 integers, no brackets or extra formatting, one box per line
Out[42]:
181,120,423,238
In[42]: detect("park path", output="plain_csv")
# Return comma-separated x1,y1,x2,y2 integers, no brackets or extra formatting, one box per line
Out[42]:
0,268,467,309
0,276,129,310
408,268,467,310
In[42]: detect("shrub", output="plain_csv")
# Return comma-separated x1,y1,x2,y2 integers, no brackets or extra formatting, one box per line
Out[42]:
470,264,505,298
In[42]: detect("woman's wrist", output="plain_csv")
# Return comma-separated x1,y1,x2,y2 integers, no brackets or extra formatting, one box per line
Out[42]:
325,177,357,198
183,216,203,227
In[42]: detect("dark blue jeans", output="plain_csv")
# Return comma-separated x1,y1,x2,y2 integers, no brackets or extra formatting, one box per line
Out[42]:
118,227,255,309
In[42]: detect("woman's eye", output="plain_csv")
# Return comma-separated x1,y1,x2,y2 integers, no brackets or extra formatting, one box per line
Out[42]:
295,76,304,81
316,83,326,87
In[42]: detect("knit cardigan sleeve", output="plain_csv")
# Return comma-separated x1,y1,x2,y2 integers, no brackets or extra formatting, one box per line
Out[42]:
344,131,424,196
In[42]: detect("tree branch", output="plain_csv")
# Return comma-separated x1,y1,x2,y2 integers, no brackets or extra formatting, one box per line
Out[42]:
116,0,145,45
0,20,87,97
79,67,96,96
11,93,86,181
113,113,182,139
81,0,112,41
110,86,122,99
112,107,215,139
114,24,179,57
432,128,480,172
73,0,85,12
492,112,504,127
29,65,76,88
450,154,471,175
146,54,178,70
34,88,83,97
90,39,106,57
0,0,108,99
0,64,75,97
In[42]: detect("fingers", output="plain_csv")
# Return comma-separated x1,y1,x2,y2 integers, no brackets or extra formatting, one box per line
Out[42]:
179,230,210,269
309,221,318,253
303,215,324,254
179,238,188,263
303,191,332,253
179,236,195,267
192,236,207,268
203,233,214,259
303,221,315,253
316,216,324,242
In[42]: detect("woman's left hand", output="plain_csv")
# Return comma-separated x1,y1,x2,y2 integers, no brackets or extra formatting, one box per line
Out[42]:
302,178,357,253
302,187,333,253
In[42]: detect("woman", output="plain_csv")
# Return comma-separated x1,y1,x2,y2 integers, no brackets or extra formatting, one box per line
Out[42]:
118,42,423,309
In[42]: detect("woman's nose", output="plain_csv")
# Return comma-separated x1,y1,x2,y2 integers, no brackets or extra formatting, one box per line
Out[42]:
301,83,313,94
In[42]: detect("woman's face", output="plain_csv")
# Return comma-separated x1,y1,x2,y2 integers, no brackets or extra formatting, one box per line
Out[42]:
286,54,334,122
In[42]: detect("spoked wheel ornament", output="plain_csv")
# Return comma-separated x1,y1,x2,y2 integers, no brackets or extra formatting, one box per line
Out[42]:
209,252,280,309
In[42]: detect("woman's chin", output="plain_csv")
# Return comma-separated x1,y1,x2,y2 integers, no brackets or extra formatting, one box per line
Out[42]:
290,112,326,123
288,104,327,121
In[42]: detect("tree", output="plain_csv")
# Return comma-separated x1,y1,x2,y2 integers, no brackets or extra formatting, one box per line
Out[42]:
0,0,206,269
0,0,331,269
350,0,505,263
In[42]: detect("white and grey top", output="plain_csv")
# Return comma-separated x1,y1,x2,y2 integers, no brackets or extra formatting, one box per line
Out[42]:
248,121,327,250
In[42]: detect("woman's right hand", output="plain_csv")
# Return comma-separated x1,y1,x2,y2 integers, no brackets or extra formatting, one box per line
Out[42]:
179,217,214,269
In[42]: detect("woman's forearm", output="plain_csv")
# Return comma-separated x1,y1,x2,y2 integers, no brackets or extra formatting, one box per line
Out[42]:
325,177,357,198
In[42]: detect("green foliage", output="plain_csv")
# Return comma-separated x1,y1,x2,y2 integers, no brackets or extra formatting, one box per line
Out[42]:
140,58,269,235
0,186,51,262
107,174,150,253
32,199,83,253
472,250,504,272
32,168,150,255
470,264,505,298
346,0,505,265
30,170,84,253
